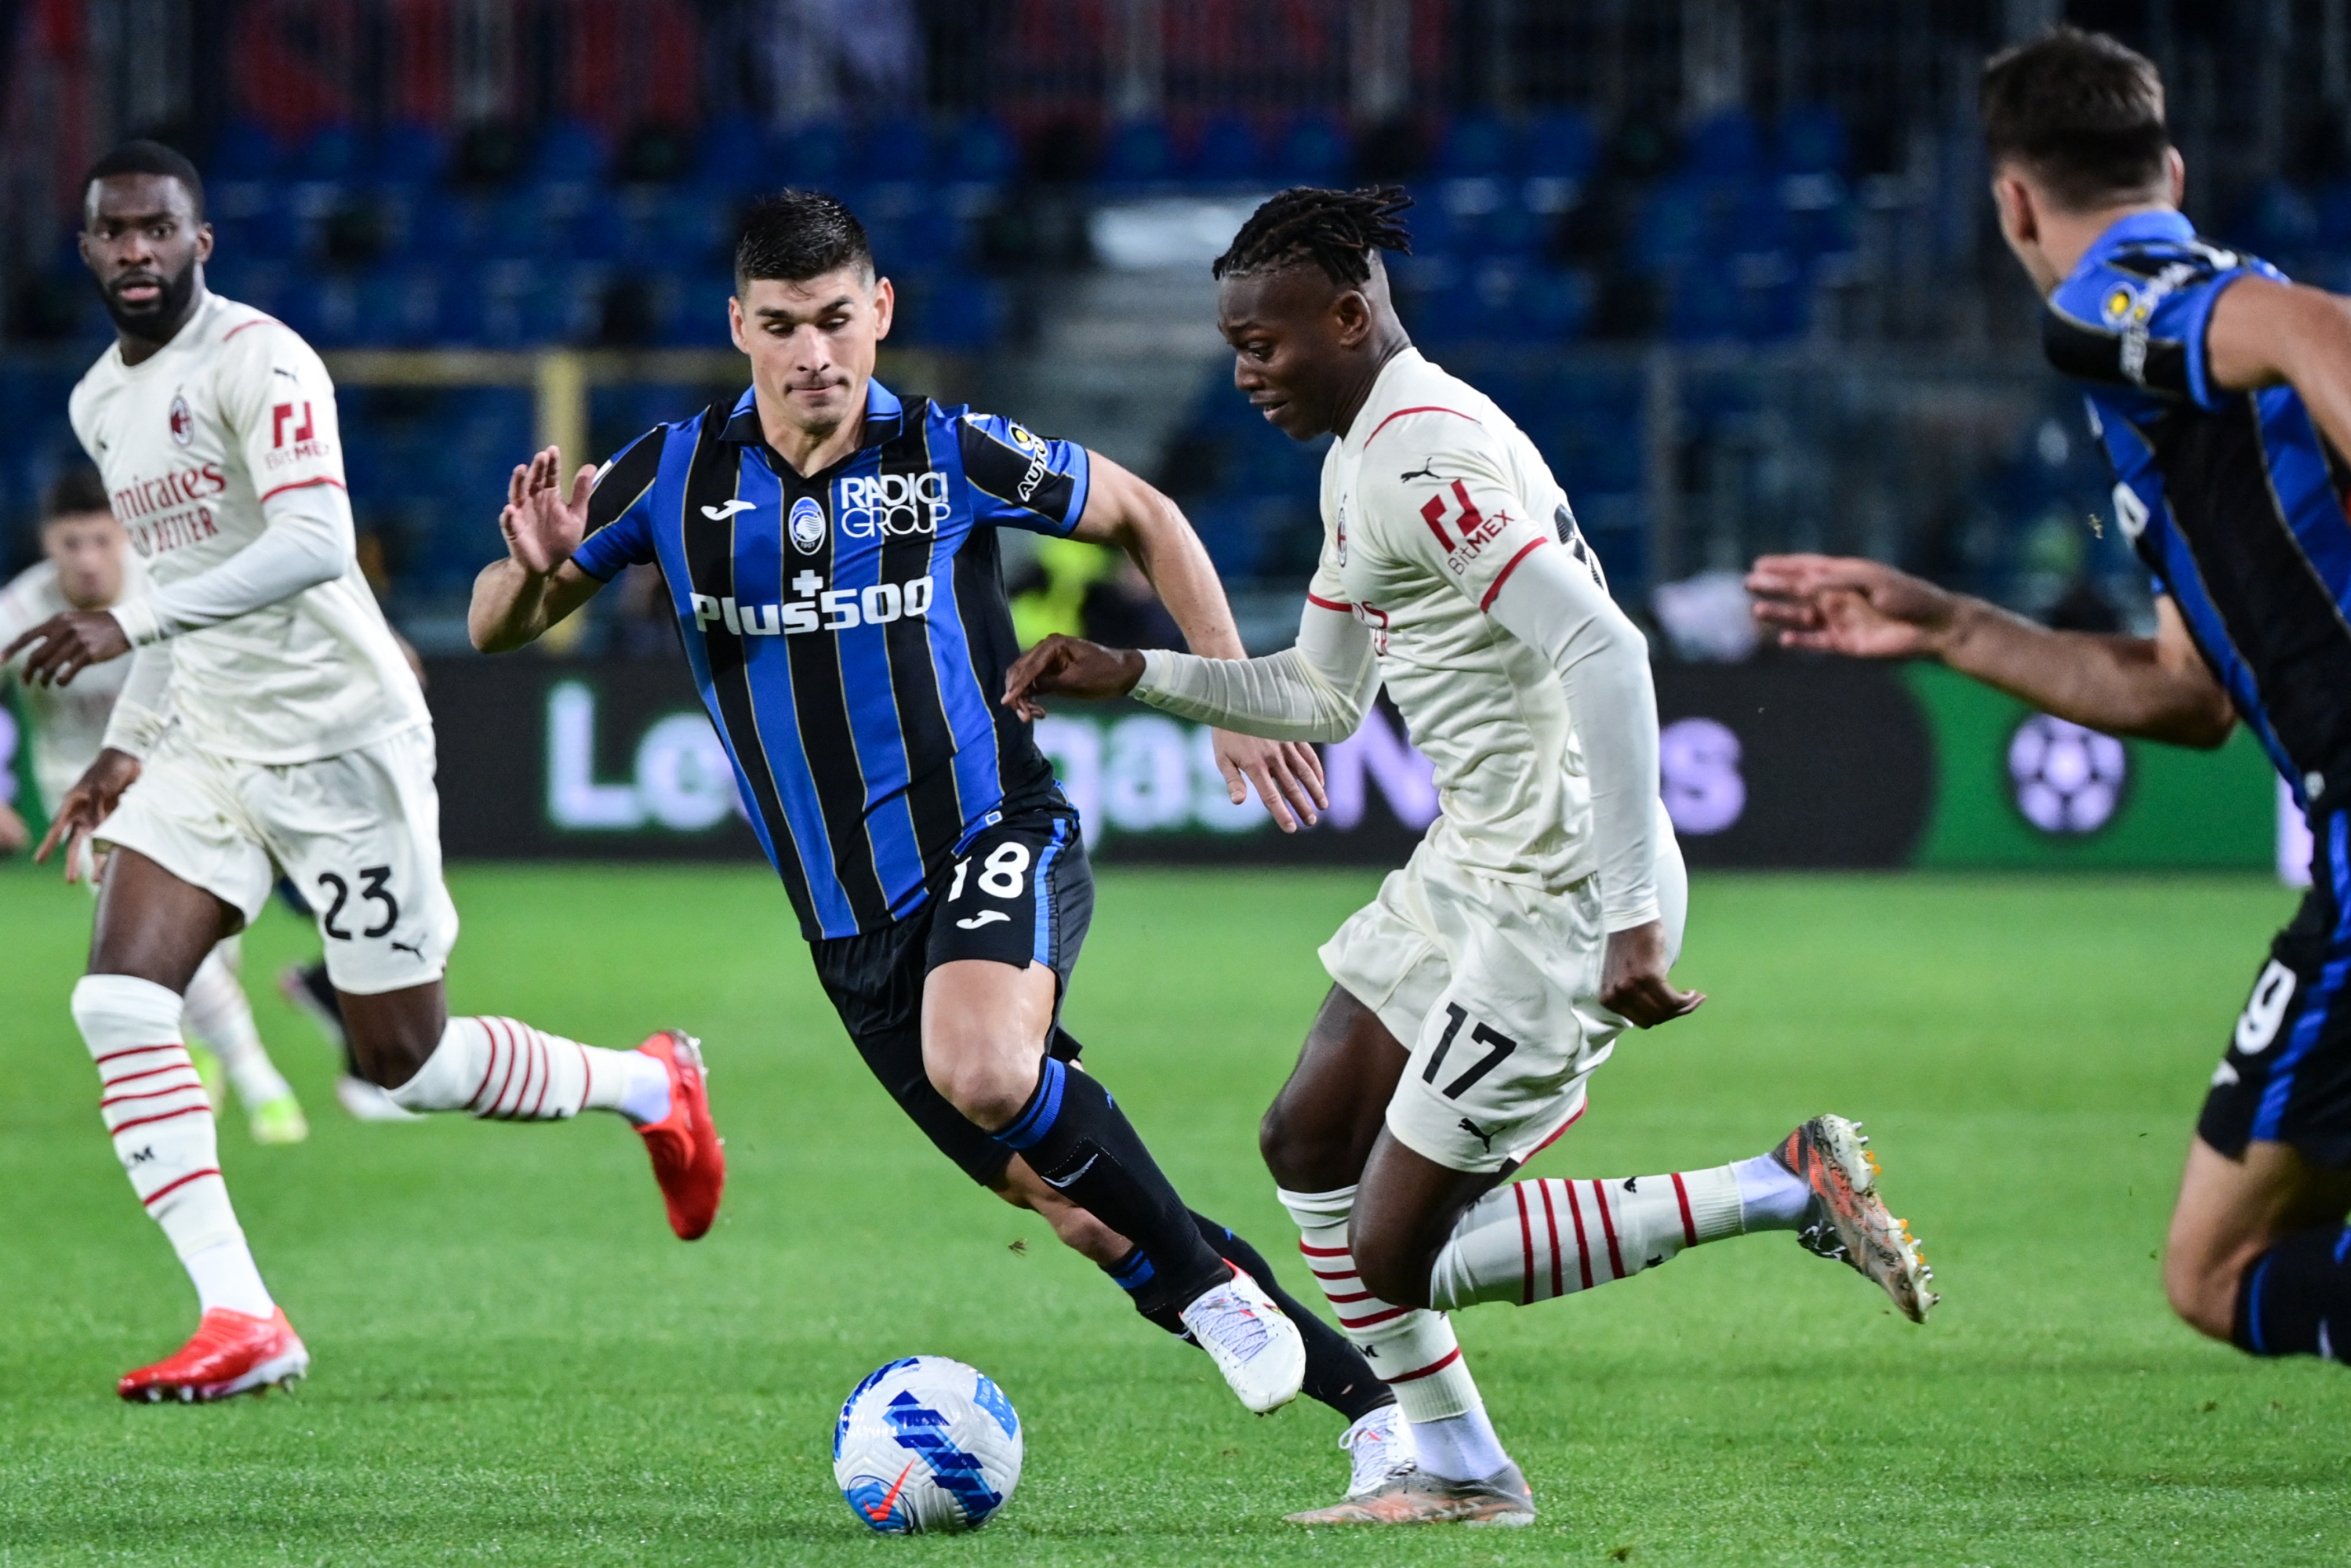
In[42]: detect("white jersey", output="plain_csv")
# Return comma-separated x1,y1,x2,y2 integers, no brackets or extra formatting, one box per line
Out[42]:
68,292,427,763
0,556,148,813
1311,348,1609,894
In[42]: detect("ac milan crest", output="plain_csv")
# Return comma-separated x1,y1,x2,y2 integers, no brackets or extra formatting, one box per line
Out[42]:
168,392,194,446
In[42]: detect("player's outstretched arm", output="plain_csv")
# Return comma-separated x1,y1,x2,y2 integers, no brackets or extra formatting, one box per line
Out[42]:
471,446,606,652
1746,554,2233,747
1063,452,1327,829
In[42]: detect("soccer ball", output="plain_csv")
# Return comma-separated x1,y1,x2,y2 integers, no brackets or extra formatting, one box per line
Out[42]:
2007,713,2128,833
834,1356,1023,1534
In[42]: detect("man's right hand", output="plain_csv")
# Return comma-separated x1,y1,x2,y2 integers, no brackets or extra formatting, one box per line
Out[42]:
1746,554,1965,660
1001,634,1146,720
500,445,596,576
36,746,140,884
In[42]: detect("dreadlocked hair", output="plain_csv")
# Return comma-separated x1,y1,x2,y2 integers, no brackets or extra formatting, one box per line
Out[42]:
1212,185,1413,285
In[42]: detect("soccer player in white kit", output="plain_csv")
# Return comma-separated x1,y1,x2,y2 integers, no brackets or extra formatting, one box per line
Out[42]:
6,142,725,1404
1008,187,1938,1524
2,466,307,1144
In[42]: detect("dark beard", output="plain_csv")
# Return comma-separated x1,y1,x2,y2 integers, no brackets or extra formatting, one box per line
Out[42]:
98,256,198,342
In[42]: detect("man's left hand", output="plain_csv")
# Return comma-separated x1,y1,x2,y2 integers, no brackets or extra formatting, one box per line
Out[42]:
2,610,131,688
1212,732,1327,833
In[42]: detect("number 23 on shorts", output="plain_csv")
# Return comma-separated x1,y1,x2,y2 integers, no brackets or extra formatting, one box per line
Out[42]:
316,865,400,940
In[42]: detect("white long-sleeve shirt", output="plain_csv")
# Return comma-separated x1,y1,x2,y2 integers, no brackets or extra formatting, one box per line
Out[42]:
69,292,427,763
1136,347,1663,931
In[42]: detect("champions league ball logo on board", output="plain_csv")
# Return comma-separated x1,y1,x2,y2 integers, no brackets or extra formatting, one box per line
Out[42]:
2008,713,2128,834
789,496,827,554
168,392,194,446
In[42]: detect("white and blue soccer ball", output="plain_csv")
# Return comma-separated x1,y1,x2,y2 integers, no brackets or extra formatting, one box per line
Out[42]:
834,1356,1023,1534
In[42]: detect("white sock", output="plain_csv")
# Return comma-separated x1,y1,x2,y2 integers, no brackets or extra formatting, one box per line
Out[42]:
1429,1167,1743,1309
73,974,257,1279
1278,1185,1507,1483
184,1237,274,1317
388,1015,653,1122
1731,1152,1812,1230
181,941,294,1110
1410,1409,1510,1481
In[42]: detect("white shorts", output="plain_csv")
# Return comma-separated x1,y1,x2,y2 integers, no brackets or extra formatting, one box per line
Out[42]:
96,723,459,996
1320,812,1688,1174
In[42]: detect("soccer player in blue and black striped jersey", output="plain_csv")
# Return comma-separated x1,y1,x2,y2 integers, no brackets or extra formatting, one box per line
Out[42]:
1751,27,2351,1373
470,190,1415,1475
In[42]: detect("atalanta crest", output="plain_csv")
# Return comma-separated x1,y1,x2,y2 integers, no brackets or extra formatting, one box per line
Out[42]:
168,392,194,446
789,495,827,554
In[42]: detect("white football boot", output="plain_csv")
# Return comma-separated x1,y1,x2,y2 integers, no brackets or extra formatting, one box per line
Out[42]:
1341,1404,1417,1498
1179,1265,1306,1414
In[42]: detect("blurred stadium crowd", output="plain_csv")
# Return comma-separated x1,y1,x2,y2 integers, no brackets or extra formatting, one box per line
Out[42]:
2,0,2346,652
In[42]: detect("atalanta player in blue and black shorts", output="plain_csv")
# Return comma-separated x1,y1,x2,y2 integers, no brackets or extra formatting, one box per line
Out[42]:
470,190,1418,1487
1752,27,2351,1370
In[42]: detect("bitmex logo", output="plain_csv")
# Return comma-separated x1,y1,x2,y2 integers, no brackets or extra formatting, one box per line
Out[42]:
690,571,935,637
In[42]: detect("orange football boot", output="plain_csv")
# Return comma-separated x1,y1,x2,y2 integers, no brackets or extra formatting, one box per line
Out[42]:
1771,1113,1938,1322
118,1306,308,1403
633,1030,725,1240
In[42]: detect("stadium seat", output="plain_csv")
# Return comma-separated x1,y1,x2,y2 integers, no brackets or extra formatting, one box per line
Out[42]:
206,119,282,181
695,114,768,191
290,123,364,181
1189,115,1263,182
780,122,852,183
861,118,933,182
1521,110,1597,180
532,118,608,183
944,115,1018,183
1103,118,1178,184
1270,113,1350,184
1435,114,1516,178
1681,111,1764,179
1777,106,1849,176
371,122,448,185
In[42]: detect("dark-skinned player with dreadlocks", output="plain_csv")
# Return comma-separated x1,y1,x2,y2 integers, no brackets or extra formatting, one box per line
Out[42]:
1007,187,1939,1526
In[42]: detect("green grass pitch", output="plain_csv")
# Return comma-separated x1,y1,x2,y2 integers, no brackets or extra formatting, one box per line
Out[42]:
3,860,2348,1566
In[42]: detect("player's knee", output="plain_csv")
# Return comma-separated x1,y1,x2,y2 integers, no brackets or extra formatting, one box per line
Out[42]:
926,1052,1033,1131
2163,1249,2240,1342
1350,1227,1433,1310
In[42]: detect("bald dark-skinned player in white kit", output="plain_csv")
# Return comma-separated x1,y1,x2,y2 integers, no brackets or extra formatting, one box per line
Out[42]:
9,140,724,1403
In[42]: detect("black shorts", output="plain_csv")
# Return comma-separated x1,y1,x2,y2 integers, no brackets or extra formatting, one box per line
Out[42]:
2200,804,2351,1168
810,802,1093,1185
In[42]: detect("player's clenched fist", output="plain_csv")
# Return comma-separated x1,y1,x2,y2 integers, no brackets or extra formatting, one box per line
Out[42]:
1745,554,1964,660
1000,633,1146,720
500,445,598,576
1600,920,1706,1029
2,608,130,688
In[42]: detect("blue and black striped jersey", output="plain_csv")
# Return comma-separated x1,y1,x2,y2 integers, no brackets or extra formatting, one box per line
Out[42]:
571,379,1091,938
2047,210,2351,809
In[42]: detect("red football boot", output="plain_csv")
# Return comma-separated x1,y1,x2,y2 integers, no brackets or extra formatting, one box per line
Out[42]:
634,1030,725,1240
118,1307,309,1403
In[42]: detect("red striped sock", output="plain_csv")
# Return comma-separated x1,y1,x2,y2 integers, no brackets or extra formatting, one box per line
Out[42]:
1429,1167,1743,1309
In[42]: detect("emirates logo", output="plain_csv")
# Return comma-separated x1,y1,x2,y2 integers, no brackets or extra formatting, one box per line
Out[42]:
167,392,194,447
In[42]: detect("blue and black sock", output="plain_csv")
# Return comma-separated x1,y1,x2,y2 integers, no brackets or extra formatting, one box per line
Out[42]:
993,1057,1230,1317
1115,1214,1394,1423
2231,1225,2351,1360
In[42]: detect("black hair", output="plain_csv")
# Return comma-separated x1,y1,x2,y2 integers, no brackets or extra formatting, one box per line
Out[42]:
1981,26,2170,212
42,465,111,521
83,138,205,220
1212,185,1413,287
734,189,874,288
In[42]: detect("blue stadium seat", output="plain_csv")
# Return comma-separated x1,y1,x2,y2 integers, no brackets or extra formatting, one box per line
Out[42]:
695,114,768,192
779,122,851,184
532,118,607,183
1270,114,1350,184
861,118,933,182
1681,111,1764,179
1103,119,1177,183
372,122,448,184
1776,106,1848,175
898,273,1005,351
1435,114,1516,178
290,123,364,181
1189,115,1263,182
206,120,282,181
944,115,1017,183
1521,111,1596,180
